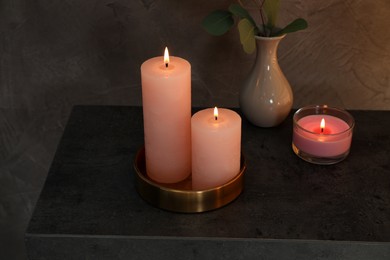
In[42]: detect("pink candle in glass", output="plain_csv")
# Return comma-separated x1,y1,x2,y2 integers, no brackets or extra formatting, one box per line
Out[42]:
292,105,355,164
141,48,191,183
191,107,241,190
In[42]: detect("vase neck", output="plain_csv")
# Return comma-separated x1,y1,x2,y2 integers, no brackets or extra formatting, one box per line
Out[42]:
255,36,284,59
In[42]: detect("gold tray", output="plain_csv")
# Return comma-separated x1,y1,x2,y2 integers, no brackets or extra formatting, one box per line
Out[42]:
133,147,246,213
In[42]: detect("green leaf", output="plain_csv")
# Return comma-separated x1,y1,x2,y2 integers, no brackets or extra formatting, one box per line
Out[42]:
273,18,308,36
263,0,280,28
238,18,256,54
229,3,257,29
202,10,234,36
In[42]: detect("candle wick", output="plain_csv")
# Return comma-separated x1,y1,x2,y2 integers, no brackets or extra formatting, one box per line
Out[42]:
214,116,217,121
321,128,324,133
165,63,168,68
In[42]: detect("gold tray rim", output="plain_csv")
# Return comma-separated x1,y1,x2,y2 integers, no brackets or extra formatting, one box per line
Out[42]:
133,147,246,213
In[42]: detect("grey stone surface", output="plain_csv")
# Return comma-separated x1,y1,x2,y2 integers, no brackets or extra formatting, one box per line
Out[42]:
25,106,390,259
1,0,390,259
26,236,390,260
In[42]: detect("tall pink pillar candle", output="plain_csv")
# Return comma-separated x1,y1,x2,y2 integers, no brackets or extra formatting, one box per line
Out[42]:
191,108,241,190
141,49,191,183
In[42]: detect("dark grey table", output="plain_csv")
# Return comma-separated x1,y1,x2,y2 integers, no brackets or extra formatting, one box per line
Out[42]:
25,106,390,259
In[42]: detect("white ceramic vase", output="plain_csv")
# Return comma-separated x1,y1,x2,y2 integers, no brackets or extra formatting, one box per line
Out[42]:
239,35,293,127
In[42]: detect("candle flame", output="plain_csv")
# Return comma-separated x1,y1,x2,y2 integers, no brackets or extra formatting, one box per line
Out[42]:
214,106,218,120
320,118,325,133
164,47,169,67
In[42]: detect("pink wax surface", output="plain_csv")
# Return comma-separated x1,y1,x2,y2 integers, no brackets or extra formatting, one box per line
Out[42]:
191,108,241,190
141,56,191,183
293,115,353,157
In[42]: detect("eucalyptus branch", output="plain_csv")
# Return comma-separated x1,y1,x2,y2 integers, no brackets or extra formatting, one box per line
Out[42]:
258,0,267,36
201,1,308,53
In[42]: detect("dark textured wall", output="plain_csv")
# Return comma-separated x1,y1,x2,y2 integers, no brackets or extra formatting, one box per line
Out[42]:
1,0,390,259
2,0,390,111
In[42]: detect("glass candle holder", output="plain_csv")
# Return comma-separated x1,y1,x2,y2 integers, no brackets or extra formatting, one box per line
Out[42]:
292,105,355,165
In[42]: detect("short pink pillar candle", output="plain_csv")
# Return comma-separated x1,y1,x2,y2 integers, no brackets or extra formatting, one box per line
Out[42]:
191,107,241,190
292,105,355,165
141,48,191,183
